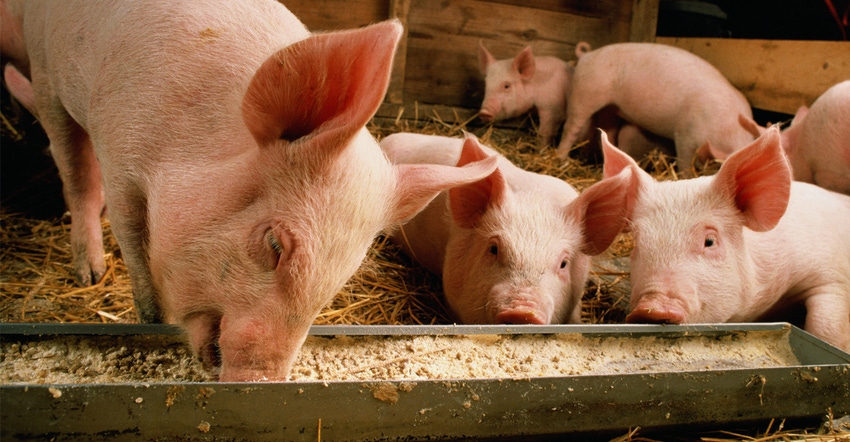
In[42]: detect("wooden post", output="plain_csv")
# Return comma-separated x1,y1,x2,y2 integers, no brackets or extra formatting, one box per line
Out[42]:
630,0,659,42
387,0,411,104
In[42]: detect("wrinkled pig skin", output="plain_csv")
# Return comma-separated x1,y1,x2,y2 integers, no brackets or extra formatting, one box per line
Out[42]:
602,127,850,352
558,42,761,171
2,0,499,381
781,80,850,195
382,132,635,325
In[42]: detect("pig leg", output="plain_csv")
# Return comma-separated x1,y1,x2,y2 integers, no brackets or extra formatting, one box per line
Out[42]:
36,98,106,287
803,289,850,352
106,190,163,323
556,85,612,158
536,107,564,146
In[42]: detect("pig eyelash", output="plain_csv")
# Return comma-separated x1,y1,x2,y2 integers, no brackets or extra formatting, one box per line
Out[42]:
267,230,284,255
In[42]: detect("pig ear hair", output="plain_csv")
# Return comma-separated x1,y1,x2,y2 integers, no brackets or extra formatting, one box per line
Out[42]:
449,135,507,228
711,126,791,232
242,20,402,148
571,167,637,256
513,46,536,80
478,40,496,75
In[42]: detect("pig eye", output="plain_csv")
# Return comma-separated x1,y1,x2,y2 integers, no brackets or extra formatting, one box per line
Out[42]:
488,244,499,256
704,236,717,248
502,82,511,90
560,259,568,269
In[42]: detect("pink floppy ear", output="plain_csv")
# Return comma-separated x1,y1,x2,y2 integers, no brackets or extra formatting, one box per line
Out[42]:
242,20,402,149
568,167,638,256
512,46,536,81
711,126,791,232
449,135,507,229
478,41,496,75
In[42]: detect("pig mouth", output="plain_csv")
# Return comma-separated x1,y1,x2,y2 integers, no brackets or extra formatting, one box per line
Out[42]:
478,110,495,123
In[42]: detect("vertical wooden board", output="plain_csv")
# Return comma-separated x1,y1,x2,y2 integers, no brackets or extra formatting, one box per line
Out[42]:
387,0,412,104
656,37,850,114
403,0,634,108
629,0,659,42
282,0,388,31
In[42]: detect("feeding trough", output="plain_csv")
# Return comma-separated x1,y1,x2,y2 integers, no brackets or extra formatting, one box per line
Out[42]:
1,322,848,441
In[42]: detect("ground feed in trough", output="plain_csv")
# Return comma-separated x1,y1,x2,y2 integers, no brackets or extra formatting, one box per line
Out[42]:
0,327,800,384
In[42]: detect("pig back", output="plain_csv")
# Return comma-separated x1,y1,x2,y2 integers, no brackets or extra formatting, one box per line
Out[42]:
23,0,309,164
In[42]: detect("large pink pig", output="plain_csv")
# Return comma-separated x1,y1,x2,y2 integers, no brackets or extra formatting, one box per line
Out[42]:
3,0,499,381
602,127,850,351
382,132,635,324
780,80,850,195
477,43,581,145
557,43,762,170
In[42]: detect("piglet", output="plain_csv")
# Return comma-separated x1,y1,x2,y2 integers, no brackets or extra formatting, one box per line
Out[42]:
780,80,850,195
558,43,761,170
477,43,585,145
382,132,634,324
602,127,850,351
5,0,498,381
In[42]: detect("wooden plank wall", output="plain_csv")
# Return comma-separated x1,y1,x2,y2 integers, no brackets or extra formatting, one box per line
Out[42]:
656,37,850,115
282,1,849,117
284,0,658,112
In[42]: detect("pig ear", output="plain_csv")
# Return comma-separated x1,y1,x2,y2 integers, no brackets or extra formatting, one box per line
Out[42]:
513,46,536,80
478,41,496,75
448,136,507,228
389,154,500,226
568,167,637,256
738,114,764,138
792,106,809,125
241,20,402,148
711,127,791,232
600,130,641,179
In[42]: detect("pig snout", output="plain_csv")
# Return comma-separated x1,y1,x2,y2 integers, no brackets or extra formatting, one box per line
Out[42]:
478,101,501,123
626,304,687,324
626,293,688,324
478,109,495,123
495,307,547,325
489,292,552,325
